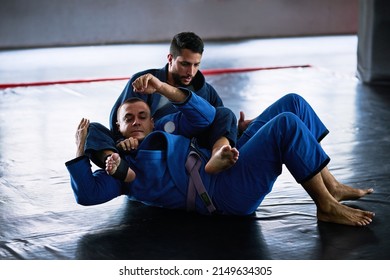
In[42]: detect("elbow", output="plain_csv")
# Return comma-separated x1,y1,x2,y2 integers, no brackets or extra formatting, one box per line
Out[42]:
199,107,216,128
70,182,99,206
73,192,95,206
206,113,216,127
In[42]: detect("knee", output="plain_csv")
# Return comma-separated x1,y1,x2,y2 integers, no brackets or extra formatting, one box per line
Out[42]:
283,93,304,104
214,107,237,125
277,111,298,120
274,112,301,128
286,93,311,108
87,122,113,137
89,122,106,131
215,107,236,119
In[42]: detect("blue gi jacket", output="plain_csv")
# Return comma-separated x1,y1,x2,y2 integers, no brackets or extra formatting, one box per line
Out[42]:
66,90,216,214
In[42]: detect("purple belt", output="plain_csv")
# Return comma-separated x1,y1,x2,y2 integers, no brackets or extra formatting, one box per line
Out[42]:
185,151,216,214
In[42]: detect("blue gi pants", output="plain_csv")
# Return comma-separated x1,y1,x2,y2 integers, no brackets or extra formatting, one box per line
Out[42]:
213,93,330,215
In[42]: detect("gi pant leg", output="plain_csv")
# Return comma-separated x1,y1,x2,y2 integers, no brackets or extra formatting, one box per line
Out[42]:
196,106,238,149
84,122,118,168
237,93,329,149
213,112,330,215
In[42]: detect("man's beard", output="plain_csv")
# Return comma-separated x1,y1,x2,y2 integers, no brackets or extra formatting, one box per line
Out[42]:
172,72,191,87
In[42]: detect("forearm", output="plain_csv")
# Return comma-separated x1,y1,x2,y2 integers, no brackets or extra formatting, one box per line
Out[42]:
157,82,188,103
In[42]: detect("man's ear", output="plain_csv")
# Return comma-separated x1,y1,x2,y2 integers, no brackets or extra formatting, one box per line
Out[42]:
151,118,155,128
167,54,173,65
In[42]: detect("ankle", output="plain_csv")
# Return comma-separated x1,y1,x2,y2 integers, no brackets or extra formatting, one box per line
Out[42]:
124,169,136,183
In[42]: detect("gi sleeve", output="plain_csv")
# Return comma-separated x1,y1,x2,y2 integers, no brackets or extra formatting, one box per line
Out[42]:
154,88,216,137
65,156,124,206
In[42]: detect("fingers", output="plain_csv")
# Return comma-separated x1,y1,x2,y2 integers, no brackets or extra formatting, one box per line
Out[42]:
239,111,245,122
76,118,89,138
132,75,147,92
78,118,90,130
75,118,89,156
132,74,164,94
238,111,247,133
238,111,254,133
132,74,157,93
117,137,139,152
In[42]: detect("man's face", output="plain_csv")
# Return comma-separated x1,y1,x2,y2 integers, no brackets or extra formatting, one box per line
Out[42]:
168,48,202,87
117,101,154,141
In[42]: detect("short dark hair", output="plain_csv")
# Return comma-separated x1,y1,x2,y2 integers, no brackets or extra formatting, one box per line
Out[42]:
117,97,151,117
169,32,204,58
122,97,148,106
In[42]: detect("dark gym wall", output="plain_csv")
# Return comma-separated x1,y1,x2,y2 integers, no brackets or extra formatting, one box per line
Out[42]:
0,0,358,49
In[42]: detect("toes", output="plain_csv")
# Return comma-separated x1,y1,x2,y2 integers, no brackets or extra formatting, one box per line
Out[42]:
367,188,374,194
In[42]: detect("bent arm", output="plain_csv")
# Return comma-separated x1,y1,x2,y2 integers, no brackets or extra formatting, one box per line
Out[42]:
132,73,188,102
155,89,216,137
65,156,124,206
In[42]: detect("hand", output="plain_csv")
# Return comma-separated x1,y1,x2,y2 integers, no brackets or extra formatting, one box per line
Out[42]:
132,73,163,94
238,111,253,135
75,118,90,157
116,137,139,152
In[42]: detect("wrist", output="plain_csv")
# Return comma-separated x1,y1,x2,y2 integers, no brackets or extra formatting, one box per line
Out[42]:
76,144,85,157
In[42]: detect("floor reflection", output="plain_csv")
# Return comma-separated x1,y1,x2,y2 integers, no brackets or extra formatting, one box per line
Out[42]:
76,201,270,260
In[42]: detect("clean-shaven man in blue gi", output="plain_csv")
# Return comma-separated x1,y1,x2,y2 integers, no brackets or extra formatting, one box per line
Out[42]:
66,73,375,227
84,32,239,174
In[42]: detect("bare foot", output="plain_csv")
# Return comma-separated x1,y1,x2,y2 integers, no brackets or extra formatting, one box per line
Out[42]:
328,183,373,202
205,145,239,174
317,201,375,226
106,153,119,175
105,153,135,183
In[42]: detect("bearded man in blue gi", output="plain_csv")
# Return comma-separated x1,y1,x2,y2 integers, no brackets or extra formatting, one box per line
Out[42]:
66,73,375,227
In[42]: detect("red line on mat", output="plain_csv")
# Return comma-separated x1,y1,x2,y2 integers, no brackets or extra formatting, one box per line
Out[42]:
0,65,311,89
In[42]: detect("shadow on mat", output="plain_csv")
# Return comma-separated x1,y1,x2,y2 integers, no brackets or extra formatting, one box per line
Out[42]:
316,219,380,259
76,201,270,260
